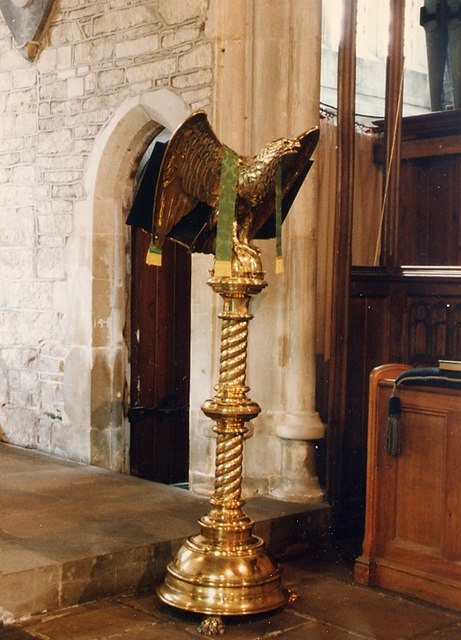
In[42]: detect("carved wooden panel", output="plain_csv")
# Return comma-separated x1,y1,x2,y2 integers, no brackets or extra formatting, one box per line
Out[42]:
407,298,461,365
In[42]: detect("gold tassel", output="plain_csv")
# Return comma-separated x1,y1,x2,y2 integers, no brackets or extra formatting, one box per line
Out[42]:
146,241,162,266
385,389,402,457
214,259,232,277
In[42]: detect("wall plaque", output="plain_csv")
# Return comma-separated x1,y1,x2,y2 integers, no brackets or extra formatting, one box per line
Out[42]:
0,0,55,61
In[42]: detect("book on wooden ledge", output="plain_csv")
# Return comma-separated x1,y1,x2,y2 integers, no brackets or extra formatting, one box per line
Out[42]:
438,360,461,371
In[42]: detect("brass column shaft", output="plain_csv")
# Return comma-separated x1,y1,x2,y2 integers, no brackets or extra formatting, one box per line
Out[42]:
157,257,287,616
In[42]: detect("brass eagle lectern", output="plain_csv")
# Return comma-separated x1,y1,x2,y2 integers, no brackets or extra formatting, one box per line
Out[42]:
130,111,319,628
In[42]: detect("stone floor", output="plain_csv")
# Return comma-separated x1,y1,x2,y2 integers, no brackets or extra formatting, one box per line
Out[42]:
0,443,328,622
3,443,461,639
4,549,461,639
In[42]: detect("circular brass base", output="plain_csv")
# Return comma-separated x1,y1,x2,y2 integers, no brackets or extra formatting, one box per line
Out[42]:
157,533,288,616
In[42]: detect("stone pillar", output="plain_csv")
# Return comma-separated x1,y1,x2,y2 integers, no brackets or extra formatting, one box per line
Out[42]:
192,0,324,501
270,0,325,502
271,225,325,502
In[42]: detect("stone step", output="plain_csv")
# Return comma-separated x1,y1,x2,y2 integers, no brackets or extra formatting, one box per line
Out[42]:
0,443,329,623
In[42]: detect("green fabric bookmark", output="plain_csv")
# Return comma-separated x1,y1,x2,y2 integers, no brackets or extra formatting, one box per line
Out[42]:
146,240,162,266
275,163,283,273
215,145,239,276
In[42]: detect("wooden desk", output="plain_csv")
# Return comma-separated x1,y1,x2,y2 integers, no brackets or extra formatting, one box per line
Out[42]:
355,364,461,611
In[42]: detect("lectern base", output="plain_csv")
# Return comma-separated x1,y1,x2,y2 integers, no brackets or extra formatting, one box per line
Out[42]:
157,533,288,616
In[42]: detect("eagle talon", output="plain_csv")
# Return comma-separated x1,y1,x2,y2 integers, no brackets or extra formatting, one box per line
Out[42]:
197,616,225,636
287,588,299,604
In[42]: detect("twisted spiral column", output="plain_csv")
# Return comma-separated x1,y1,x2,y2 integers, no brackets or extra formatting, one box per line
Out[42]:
214,432,243,500
213,314,249,506
199,264,267,540
219,317,248,386
157,249,288,615
200,293,255,537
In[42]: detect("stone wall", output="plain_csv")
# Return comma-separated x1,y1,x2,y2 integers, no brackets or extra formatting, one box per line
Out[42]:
0,0,212,464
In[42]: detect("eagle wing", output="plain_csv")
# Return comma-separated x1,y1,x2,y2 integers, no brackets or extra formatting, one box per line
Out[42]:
151,111,223,248
250,127,320,240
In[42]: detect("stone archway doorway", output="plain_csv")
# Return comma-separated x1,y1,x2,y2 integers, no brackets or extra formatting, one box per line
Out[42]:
82,89,191,478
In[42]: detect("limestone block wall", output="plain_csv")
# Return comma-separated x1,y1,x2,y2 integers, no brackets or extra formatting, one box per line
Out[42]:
0,0,211,466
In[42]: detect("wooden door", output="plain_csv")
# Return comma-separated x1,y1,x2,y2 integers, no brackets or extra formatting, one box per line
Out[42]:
129,228,191,484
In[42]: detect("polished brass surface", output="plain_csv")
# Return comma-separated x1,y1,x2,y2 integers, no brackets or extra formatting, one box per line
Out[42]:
150,111,319,253
157,244,288,616
156,113,319,617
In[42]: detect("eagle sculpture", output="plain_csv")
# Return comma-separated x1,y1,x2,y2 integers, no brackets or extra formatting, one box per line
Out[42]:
127,111,319,262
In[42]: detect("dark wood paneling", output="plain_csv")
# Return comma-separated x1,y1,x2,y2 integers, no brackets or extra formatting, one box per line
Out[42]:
398,156,461,265
338,268,461,536
326,9,461,538
130,229,191,484
340,292,391,533
326,0,357,514
381,0,405,268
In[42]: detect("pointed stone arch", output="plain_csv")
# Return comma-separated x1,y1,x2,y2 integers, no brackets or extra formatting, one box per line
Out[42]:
66,89,190,472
